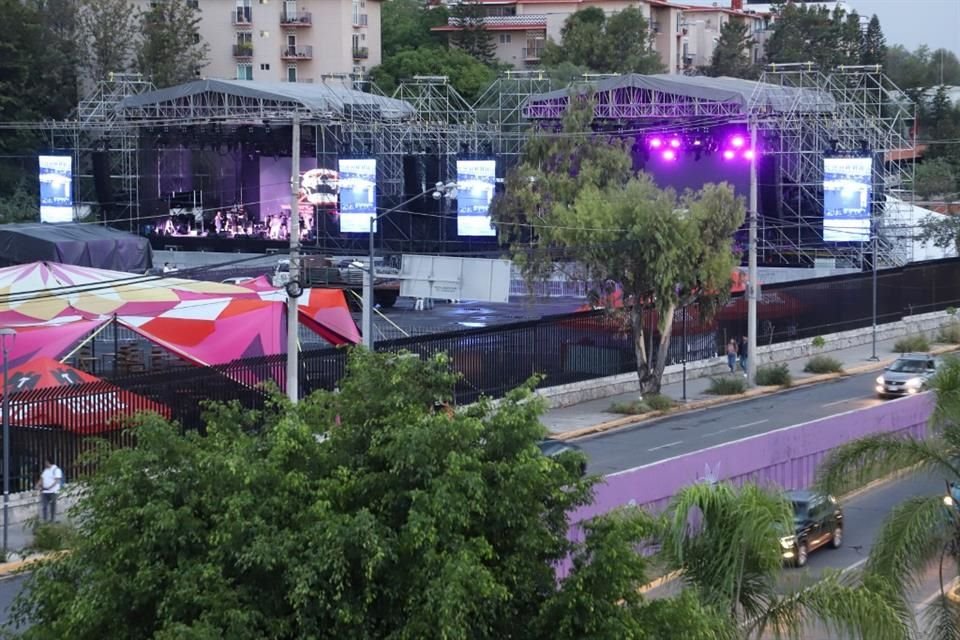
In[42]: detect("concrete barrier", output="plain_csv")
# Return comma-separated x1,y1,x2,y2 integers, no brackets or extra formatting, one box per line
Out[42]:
537,311,953,409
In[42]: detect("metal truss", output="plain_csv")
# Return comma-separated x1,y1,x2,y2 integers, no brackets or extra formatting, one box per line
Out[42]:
474,70,556,163
747,64,915,268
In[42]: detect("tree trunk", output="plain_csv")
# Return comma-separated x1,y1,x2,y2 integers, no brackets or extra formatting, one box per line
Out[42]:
632,304,676,395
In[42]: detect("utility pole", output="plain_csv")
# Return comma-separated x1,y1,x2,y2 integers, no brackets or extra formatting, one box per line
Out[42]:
286,113,301,403
747,123,759,386
362,214,375,349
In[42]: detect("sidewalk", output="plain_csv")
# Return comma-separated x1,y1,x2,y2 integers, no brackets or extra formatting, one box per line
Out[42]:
543,335,952,437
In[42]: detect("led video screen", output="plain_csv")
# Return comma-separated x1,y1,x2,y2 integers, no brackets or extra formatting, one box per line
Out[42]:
38,155,73,223
456,159,496,237
337,159,377,233
823,156,872,242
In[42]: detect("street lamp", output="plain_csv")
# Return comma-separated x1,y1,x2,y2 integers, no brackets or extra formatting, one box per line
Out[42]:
360,182,459,349
869,234,879,361
0,327,15,558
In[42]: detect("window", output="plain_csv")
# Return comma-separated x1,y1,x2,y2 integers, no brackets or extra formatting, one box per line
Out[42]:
237,31,252,45
260,63,271,70
187,0,199,8
287,65,297,82
499,34,511,44
352,33,360,49
361,33,365,41
193,33,200,44
237,63,253,80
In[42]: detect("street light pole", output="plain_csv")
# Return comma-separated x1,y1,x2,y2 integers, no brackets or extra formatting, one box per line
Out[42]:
747,123,759,386
361,182,458,349
285,112,302,403
870,233,879,361
0,328,15,558
681,305,687,402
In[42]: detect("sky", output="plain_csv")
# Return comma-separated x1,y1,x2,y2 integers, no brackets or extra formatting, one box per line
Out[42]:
682,0,959,55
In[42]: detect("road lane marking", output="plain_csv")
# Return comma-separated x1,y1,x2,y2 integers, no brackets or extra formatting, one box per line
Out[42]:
822,397,862,408
915,577,959,613
731,419,769,431
648,440,683,452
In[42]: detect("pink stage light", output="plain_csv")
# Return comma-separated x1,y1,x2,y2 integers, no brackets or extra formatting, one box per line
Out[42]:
722,149,736,160
743,149,756,160
730,135,746,148
669,137,682,149
649,137,663,148
662,149,677,161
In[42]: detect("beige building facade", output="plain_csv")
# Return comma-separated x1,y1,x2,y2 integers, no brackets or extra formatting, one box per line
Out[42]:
142,0,383,84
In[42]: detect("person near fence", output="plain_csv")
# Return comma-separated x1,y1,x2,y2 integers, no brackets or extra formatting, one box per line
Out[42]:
36,459,63,522
726,339,738,373
739,336,749,377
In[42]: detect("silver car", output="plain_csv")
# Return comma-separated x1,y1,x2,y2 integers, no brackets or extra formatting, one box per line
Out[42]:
875,353,938,398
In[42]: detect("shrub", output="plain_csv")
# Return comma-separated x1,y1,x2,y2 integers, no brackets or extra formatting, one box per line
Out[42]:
31,522,77,552
646,394,675,411
938,321,960,344
811,336,826,350
706,376,747,395
893,334,930,353
947,306,957,317
755,363,792,387
803,355,844,374
609,400,650,415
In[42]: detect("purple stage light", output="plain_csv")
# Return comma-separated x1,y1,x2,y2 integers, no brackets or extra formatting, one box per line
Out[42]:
669,138,682,149
662,149,677,161
730,135,746,148
722,149,736,161
743,149,756,160
649,137,663,149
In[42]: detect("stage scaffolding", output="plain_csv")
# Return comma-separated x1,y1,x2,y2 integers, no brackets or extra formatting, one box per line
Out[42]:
748,64,915,268
474,70,556,163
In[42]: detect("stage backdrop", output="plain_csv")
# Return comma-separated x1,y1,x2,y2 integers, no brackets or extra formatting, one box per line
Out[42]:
259,156,319,219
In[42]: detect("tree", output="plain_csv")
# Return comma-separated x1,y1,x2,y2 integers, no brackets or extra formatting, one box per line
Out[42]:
708,20,755,78
660,482,909,639
0,179,40,224
137,0,208,88
915,158,959,200
450,0,496,65
6,350,737,638
764,4,864,69
541,6,664,75
491,99,744,394
814,355,960,639
860,14,885,67
380,0,448,59
78,0,140,83
370,46,495,103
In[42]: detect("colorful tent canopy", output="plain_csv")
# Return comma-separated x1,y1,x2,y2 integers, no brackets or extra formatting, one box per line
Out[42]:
240,277,361,345
7,356,169,434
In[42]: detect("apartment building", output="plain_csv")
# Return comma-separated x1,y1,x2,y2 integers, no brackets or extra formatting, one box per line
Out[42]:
145,0,382,84
681,2,769,70
433,0,686,74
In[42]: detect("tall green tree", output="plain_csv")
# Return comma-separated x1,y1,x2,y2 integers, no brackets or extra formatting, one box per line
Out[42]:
915,158,959,200
78,0,141,83
708,20,755,78
661,482,909,639
450,0,496,65
370,46,495,103
5,350,736,639
380,0,448,59
491,99,744,393
764,4,863,69
815,355,960,639
541,6,663,75
860,14,886,67
137,0,208,88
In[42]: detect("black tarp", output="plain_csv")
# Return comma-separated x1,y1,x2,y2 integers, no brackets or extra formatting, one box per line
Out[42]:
0,224,153,272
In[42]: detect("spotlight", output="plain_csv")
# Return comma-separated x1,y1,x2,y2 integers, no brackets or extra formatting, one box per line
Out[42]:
692,139,703,147
731,135,745,148
649,137,663,149
722,149,736,161
743,149,756,161
662,149,677,161
669,138,682,149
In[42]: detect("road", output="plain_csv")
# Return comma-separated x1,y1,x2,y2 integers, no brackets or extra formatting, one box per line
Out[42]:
0,575,28,630
577,372,886,475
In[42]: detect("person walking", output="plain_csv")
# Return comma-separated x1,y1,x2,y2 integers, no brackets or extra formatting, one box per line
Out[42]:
726,339,738,374
36,459,63,523
739,336,749,377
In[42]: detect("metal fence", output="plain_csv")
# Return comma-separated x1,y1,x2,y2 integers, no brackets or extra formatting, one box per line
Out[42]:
7,258,960,486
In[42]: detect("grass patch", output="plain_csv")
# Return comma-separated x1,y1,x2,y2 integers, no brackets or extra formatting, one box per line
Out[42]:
893,334,930,353
755,363,792,387
938,321,960,344
706,376,747,395
31,522,77,552
804,355,844,374
608,394,674,415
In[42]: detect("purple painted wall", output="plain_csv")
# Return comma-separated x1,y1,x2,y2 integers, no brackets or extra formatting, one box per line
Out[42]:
568,394,934,550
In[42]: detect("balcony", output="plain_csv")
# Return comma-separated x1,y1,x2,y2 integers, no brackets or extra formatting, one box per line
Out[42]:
281,45,313,60
282,77,314,83
352,13,368,27
522,47,544,61
233,43,254,58
233,7,252,25
352,46,369,60
445,14,546,27
281,10,312,26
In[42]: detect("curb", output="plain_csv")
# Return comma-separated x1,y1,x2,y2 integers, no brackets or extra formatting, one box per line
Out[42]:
0,551,67,578
551,345,959,442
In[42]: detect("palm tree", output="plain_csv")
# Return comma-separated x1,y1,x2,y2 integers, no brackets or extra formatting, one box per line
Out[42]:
814,355,960,639
660,482,909,639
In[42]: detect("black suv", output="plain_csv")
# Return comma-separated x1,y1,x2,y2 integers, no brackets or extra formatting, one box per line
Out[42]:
779,490,843,567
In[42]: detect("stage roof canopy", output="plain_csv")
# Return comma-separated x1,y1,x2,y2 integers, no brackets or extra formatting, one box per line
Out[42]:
118,79,416,123
523,73,836,121
0,223,152,272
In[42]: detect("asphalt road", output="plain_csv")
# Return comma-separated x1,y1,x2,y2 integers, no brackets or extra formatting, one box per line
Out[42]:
577,372,888,475
0,575,28,630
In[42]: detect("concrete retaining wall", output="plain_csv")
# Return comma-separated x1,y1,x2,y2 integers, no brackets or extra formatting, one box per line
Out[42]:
537,310,953,409
5,489,80,526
